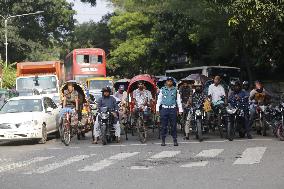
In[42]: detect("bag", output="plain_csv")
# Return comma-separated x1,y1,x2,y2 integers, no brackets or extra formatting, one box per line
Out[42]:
203,99,212,112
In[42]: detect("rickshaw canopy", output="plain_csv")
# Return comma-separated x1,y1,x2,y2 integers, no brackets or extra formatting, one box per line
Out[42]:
127,74,157,95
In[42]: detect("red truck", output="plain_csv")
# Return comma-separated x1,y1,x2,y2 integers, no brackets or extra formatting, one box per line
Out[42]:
16,61,64,95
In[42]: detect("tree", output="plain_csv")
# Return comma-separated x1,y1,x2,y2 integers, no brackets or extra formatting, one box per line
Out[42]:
0,0,75,63
0,60,16,89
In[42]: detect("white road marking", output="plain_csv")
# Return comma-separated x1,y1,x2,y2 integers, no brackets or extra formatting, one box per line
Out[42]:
108,144,126,147
47,147,64,150
148,151,180,160
0,157,53,173
24,154,95,174
130,144,147,146
196,149,224,158
79,152,139,172
68,147,80,149
233,147,267,165
181,161,209,168
130,166,153,170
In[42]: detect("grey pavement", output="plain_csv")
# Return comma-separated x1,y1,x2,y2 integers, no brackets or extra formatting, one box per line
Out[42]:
0,132,283,189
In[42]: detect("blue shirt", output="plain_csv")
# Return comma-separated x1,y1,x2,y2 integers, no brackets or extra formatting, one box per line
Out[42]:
97,96,118,112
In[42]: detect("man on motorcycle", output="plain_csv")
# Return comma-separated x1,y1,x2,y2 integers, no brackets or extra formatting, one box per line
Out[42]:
92,87,121,144
249,80,271,135
184,81,206,140
229,80,252,139
242,81,250,96
208,75,227,105
62,81,79,126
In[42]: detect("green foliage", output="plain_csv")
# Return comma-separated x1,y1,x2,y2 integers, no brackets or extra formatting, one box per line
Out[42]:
0,60,16,89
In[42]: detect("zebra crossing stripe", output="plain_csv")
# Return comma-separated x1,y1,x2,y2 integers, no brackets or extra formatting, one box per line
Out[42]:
79,152,139,172
196,149,224,158
180,149,223,168
24,154,95,174
130,166,153,170
0,157,53,173
148,151,180,160
181,161,209,168
233,147,266,165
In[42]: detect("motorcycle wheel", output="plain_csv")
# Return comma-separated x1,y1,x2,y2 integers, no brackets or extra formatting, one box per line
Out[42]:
137,117,147,144
62,119,71,146
101,125,107,145
276,124,284,141
217,115,224,138
226,117,234,141
260,118,267,136
196,119,203,142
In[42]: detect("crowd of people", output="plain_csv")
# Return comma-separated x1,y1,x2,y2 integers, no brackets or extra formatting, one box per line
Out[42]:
62,75,272,146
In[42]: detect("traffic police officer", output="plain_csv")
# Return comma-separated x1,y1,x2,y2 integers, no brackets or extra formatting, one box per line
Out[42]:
156,77,183,146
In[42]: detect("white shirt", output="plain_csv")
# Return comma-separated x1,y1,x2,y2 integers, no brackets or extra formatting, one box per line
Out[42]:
133,89,152,108
208,84,226,103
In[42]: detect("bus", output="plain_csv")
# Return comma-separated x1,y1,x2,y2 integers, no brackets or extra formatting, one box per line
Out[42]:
64,48,107,82
165,66,241,84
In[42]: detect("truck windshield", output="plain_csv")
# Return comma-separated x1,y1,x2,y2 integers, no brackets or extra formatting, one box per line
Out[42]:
16,76,57,91
89,80,113,90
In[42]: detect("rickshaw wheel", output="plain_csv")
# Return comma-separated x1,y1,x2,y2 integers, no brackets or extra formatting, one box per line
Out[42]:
137,117,147,143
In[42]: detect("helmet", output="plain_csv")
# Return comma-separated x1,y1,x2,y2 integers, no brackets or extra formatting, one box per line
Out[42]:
234,80,242,87
101,87,112,93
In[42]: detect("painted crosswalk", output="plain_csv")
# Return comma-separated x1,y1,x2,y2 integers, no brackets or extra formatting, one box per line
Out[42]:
233,147,267,165
0,147,269,175
79,152,140,172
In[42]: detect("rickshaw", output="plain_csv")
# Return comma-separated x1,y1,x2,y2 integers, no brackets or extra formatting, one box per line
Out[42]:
59,81,94,146
125,74,158,143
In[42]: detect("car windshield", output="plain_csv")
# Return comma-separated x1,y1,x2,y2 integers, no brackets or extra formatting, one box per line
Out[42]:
17,76,57,91
89,80,113,90
0,99,43,114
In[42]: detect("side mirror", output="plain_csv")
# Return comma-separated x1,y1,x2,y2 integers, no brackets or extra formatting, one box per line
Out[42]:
46,107,53,113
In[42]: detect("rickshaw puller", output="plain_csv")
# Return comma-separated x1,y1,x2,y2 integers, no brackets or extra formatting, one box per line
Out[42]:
157,77,183,146
62,81,79,126
93,87,121,144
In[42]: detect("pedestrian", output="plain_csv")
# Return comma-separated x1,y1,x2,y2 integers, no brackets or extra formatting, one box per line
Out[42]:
156,77,183,146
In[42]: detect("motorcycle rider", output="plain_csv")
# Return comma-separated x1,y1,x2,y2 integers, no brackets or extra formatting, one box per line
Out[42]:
242,81,250,96
208,75,227,105
184,80,206,140
229,80,252,139
249,80,271,135
156,77,183,146
62,81,79,126
92,87,121,144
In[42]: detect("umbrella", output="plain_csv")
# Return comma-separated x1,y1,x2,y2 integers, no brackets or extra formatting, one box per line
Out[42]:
114,78,130,91
181,74,209,84
157,76,177,88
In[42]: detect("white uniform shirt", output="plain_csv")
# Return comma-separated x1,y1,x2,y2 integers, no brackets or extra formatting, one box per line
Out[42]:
208,84,226,103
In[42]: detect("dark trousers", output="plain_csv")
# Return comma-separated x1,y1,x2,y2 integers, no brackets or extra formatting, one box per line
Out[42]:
160,107,177,140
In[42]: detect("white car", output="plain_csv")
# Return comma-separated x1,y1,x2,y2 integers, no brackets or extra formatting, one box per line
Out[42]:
0,96,60,144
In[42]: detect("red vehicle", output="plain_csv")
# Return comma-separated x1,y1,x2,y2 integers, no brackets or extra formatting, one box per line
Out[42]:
64,48,107,82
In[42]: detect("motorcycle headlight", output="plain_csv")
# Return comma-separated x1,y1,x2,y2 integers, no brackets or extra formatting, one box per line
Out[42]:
195,110,202,116
259,105,266,112
100,113,109,120
226,107,237,115
18,120,38,127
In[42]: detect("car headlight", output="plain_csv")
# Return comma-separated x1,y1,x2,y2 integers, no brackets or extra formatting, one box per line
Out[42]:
18,120,39,127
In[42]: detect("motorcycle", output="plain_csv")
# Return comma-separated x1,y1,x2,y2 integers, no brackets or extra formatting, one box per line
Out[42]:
210,99,226,138
255,104,268,136
192,104,206,142
98,107,116,145
226,97,249,141
275,102,284,140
